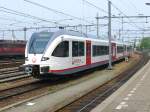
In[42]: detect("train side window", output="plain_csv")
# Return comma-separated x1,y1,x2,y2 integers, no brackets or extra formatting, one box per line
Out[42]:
101,46,104,55
117,46,124,53
92,45,96,56
127,47,130,52
72,41,78,57
79,42,84,56
124,45,126,51
52,41,69,57
92,45,109,56
72,41,84,57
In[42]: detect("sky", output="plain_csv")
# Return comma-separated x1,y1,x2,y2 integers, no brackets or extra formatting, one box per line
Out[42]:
0,0,150,41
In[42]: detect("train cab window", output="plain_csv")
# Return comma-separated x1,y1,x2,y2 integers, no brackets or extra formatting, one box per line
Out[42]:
52,41,69,57
29,32,53,54
72,41,84,57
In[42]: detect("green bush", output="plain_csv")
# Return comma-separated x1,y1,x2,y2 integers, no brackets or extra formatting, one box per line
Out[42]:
140,37,150,49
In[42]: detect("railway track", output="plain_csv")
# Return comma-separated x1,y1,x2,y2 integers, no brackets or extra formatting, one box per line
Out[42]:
0,76,78,102
0,59,28,82
0,67,30,83
0,80,45,100
0,60,24,69
0,53,147,110
56,53,149,112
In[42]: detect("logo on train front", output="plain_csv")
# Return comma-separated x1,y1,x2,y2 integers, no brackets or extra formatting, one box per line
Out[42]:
32,57,36,63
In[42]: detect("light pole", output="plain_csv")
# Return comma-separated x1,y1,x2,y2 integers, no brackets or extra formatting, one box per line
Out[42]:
121,17,124,42
24,27,27,41
96,13,99,38
108,0,112,69
2,31,4,40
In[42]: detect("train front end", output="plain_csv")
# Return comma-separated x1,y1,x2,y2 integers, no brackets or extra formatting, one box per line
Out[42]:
24,32,53,78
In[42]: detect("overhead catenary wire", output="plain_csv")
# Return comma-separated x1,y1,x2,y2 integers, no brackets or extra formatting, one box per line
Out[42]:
0,7,64,26
0,23,107,31
83,0,125,40
81,0,123,39
121,0,140,14
110,2,143,30
0,8,58,25
83,0,108,14
0,17,27,23
83,0,123,24
115,0,138,14
0,16,47,25
112,29,150,32
24,0,94,24
0,22,27,28
0,17,60,29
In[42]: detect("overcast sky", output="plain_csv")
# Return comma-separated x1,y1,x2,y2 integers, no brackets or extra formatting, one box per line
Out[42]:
0,0,150,40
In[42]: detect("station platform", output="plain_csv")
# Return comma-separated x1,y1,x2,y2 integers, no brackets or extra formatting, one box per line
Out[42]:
91,60,150,112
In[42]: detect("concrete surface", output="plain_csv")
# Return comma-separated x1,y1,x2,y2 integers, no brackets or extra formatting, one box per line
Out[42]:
91,60,150,112
0,66,120,112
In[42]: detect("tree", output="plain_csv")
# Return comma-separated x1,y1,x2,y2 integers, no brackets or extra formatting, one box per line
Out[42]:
140,37,150,49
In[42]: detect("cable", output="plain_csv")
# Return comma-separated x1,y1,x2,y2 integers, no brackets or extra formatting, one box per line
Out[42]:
0,16,54,28
0,7,63,26
24,0,93,24
0,23,108,32
117,0,139,15
124,0,139,13
110,2,143,30
82,0,122,28
0,17,24,23
0,7,57,25
83,0,108,14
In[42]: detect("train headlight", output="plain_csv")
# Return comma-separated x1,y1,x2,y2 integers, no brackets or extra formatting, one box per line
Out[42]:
41,57,49,61
25,66,32,74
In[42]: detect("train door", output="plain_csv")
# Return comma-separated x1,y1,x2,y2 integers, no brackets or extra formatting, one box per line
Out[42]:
86,40,91,65
111,43,116,60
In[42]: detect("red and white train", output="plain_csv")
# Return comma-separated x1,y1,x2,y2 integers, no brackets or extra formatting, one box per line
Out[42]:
24,30,132,78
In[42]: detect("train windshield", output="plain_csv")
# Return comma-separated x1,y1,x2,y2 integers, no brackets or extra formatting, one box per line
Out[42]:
29,33,53,54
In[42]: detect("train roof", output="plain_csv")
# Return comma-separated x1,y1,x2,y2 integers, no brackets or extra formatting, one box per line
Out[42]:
33,30,106,41
33,30,91,39
32,30,130,45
